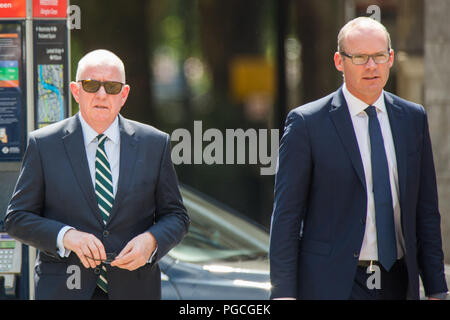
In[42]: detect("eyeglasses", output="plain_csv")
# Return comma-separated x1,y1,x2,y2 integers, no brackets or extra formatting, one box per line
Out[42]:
84,252,117,264
339,51,390,65
79,79,124,95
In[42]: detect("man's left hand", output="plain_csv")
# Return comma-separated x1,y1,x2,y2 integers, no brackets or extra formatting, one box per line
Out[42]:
110,232,157,271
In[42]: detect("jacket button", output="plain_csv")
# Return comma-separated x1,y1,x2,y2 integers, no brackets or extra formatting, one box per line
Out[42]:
353,252,359,258
360,218,366,225
103,230,109,237
94,267,100,275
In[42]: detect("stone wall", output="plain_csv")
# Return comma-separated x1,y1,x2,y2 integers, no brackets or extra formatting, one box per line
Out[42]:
424,0,450,263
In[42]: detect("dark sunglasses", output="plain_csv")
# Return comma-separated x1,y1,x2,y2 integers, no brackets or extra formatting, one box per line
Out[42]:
79,79,124,95
84,252,118,265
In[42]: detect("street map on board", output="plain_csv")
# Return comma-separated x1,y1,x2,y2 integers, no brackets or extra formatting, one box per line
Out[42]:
37,64,64,125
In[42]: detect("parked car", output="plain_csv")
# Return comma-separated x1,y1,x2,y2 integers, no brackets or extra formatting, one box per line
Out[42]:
160,186,271,300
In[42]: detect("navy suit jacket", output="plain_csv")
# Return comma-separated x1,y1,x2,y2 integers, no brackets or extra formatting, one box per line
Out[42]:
269,87,447,299
5,114,190,299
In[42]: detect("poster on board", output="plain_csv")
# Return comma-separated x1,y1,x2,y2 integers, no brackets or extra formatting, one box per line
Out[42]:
33,20,68,128
0,22,25,162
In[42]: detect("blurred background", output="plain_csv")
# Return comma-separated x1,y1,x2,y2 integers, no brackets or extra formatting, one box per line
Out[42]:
68,0,450,261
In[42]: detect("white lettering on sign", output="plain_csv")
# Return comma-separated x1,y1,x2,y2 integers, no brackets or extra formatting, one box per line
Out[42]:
36,26,58,32
47,48,64,54
40,8,57,16
40,0,58,6
37,33,56,40
0,3,13,9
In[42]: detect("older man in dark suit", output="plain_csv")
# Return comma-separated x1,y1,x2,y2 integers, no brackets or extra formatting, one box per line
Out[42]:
5,49,190,299
269,17,447,300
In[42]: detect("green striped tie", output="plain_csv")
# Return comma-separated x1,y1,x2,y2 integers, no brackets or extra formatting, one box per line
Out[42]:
95,134,114,293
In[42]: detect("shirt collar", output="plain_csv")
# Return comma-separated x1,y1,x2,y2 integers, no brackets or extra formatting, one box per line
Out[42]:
342,83,386,117
78,112,120,146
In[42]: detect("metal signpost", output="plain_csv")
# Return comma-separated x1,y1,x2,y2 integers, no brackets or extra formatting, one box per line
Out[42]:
0,0,70,300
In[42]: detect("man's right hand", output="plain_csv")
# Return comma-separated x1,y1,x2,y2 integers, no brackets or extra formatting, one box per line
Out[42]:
63,229,107,268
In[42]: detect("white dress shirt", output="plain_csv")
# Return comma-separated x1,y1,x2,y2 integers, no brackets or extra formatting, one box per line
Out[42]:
342,83,405,261
79,113,121,196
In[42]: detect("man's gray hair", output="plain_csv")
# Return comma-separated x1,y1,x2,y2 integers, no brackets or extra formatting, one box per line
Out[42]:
75,49,126,82
337,17,392,52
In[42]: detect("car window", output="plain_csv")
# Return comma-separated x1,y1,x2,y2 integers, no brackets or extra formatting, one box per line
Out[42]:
168,188,269,263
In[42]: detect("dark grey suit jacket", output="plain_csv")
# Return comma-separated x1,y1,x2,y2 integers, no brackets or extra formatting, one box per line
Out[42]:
5,113,190,299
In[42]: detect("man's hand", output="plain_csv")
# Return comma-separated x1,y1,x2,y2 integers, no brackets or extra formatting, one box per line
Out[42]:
110,232,157,271
63,229,107,268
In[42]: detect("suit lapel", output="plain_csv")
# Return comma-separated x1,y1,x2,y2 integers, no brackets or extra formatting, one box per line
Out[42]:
62,114,104,226
107,115,138,225
329,88,367,191
384,92,407,212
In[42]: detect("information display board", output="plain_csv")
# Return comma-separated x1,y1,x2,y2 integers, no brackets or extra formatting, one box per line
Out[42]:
0,22,25,161
33,20,68,128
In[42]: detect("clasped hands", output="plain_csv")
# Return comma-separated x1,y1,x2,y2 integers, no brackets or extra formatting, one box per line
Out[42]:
63,229,156,271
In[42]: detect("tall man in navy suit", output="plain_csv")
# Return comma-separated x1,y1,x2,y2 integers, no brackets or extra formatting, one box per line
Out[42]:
269,17,448,300
5,49,190,299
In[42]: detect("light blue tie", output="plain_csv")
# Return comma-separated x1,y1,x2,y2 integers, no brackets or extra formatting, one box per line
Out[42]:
365,106,397,271
95,134,114,292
